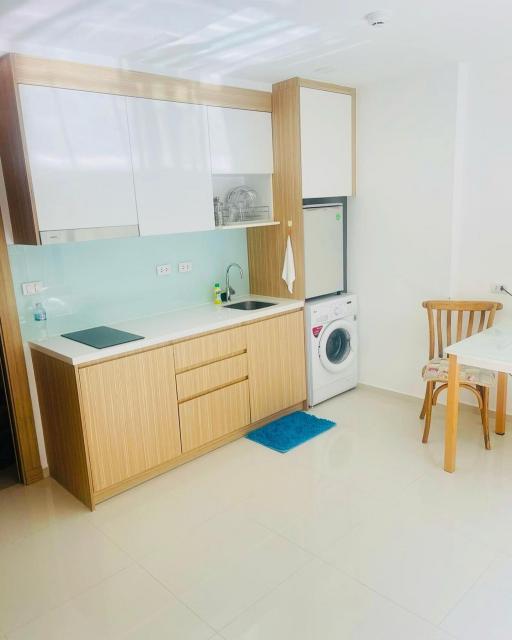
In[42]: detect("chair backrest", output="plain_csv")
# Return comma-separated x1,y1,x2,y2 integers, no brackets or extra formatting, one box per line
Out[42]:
422,300,503,359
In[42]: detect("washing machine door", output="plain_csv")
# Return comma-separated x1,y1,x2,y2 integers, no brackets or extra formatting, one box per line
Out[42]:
318,319,355,373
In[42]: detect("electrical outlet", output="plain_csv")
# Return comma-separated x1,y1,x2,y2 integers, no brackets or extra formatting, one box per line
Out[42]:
156,264,171,276
21,281,43,296
491,284,507,293
178,262,192,273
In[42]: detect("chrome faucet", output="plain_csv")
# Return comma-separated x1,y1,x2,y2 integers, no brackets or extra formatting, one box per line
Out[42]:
225,263,244,303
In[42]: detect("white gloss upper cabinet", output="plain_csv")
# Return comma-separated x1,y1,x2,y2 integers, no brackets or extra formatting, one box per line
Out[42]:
300,87,353,198
207,107,273,174
127,98,214,236
18,84,138,232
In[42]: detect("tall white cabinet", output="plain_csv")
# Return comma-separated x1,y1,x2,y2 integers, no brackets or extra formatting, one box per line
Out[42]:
300,86,353,198
126,98,214,236
18,85,138,235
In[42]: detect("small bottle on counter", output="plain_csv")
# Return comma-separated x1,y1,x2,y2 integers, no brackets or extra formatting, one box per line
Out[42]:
214,283,222,305
34,302,47,321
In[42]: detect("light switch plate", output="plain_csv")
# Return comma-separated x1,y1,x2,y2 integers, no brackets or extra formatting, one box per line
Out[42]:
22,281,43,296
178,262,192,273
156,264,171,276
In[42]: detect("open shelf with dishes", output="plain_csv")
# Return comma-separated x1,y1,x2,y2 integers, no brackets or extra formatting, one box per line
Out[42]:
212,174,275,229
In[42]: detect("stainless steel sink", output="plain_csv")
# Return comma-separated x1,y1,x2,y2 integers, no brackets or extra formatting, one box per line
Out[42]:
224,300,276,311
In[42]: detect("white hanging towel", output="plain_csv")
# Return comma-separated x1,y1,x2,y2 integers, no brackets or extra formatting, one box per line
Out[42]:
282,235,296,294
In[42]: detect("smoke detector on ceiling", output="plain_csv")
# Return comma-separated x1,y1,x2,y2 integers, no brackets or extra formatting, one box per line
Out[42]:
364,11,391,27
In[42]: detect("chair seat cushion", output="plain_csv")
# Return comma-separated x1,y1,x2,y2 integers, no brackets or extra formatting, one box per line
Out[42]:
422,357,496,386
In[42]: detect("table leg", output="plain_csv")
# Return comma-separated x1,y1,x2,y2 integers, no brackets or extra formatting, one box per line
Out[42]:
495,372,508,435
444,354,460,473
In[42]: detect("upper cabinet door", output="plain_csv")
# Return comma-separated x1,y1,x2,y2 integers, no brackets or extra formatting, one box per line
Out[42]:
18,85,138,232
207,107,273,174
300,87,353,198
127,98,214,236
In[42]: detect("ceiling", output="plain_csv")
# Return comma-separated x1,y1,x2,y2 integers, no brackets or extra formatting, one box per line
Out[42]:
1,0,512,89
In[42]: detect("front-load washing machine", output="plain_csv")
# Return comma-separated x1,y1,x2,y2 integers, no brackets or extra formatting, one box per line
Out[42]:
305,294,358,406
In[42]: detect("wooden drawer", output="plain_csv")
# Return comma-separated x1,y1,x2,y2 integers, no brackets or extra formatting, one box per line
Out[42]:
176,353,248,402
179,380,250,452
174,326,246,372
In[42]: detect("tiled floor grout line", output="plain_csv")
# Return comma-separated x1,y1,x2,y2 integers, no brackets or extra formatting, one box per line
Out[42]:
128,561,220,638
216,556,319,636
85,490,274,637
313,556,459,635
436,550,501,630
2,563,133,638
128,518,317,636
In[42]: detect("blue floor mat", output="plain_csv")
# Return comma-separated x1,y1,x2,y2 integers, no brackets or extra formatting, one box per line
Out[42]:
246,411,336,453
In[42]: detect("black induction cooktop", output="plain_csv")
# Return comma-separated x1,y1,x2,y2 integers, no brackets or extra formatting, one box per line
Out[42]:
61,326,144,349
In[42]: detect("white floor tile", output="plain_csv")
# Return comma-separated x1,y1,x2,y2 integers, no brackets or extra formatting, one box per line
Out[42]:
0,478,88,546
176,534,311,630
234,467,368,553
222,560,452,640
441,555,512,640
320,496,497,625
0,519,132,634
7,565,213,640
93,481,237,559
139,510,277,594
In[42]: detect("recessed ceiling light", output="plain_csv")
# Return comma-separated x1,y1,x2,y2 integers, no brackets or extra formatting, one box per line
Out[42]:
364,11,391,27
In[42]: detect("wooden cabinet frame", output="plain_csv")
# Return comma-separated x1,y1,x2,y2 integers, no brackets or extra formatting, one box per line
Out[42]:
0,207,42,484
248,77,355,300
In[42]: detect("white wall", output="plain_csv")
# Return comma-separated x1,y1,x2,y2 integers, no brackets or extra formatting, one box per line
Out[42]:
350,67,459,398
451,61,512,309
450,60,512,409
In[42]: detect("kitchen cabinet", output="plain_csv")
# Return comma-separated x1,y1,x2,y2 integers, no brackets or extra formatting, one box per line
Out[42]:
18,84,139,239
207,106,273,174
0,54,272,244
247,311,306,421
79,347,181,493
31,309,306,509
127,97,214,236
300,86,353,199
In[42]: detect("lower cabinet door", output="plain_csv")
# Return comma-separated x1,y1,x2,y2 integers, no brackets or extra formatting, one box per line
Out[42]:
247,311,307,421
179,380,250,452
79,346,182,492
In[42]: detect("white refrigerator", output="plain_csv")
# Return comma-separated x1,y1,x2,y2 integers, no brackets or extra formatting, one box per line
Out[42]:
303,204,346,299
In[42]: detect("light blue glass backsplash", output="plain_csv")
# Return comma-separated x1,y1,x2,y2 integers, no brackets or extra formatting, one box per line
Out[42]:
8,230,249,341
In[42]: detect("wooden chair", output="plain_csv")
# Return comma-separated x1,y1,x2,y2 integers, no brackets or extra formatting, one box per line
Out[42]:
420,300,503,448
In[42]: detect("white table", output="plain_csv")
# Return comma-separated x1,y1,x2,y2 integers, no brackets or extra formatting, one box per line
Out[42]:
444,325,512,472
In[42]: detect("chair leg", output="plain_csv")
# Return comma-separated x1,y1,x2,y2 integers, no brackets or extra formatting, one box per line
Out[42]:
420,383,432,419
480,386,491,450
422,381,434,443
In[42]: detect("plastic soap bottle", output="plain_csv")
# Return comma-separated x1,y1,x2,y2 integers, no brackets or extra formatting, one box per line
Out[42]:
214,282,222,305
34,302,47,321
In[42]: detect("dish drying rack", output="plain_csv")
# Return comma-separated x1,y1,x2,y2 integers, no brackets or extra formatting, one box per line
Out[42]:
215,202,271,226
214,184,272,227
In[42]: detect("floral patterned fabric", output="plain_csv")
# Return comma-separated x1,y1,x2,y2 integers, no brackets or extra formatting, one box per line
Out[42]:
422,357,495,387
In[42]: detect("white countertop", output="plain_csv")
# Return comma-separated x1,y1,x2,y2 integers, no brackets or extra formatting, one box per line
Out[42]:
445,323,512,374
28,295,304,366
